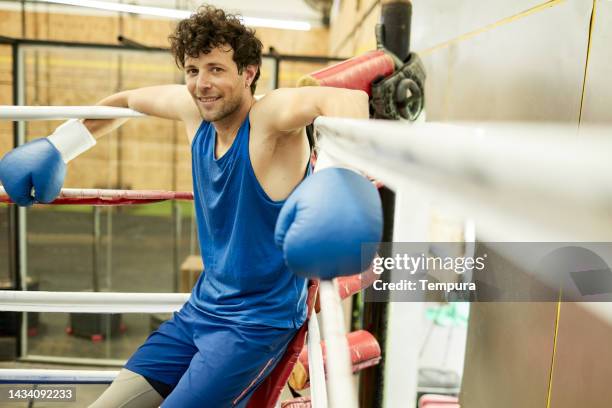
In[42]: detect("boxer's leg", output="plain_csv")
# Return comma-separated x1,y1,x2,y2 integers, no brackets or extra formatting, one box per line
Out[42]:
123,314,197,390
88,369,163,408
162,317,297,408
90,306,198,407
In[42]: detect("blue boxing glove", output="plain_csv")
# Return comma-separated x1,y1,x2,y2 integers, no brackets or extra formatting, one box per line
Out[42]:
0,119,96,206
275,167,383,279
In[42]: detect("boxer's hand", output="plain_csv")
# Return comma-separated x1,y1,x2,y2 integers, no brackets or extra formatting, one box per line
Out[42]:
0,119,95,207
0,139,65,206
275,168,383,279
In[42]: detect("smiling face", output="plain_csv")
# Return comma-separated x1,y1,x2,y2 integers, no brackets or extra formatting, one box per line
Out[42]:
184,46,257,123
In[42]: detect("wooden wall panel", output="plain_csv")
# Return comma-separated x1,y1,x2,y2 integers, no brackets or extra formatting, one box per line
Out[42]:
26,11,119,42
0,10,22,37
4,43,191,191
460,243,560,408
353,2,380,55
461,302,556,407
328,0,379,57
0,45,12,157
258,27,330,56
279,61,331,88
547,303,612,408
0,10,329,55
329,0,361,56
121,16,176,48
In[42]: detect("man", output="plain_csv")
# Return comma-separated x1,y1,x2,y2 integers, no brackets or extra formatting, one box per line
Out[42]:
0,5,374,407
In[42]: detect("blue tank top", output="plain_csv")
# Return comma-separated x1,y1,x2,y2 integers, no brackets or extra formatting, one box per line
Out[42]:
188,115,308,329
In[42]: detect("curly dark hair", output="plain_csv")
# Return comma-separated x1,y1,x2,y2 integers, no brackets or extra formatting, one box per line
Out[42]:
169,5,263,94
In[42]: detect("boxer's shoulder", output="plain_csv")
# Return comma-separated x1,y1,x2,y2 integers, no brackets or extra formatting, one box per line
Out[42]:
248,88,310,162
249,87,322,136
249,86,366,138
247,90,310,201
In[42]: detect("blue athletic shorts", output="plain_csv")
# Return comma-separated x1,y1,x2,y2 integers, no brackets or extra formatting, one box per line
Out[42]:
125,301,298,407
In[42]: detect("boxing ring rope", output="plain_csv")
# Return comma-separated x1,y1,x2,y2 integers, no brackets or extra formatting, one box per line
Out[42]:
306,304,328,407
0,187,193,205
0,369,118,385
316,281,357,408
0,291,189,313
314,117,612,242
0,106,146,120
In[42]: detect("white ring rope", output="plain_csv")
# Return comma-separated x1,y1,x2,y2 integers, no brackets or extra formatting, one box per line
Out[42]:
315,117,612,201
0,106,145,121
0,369,118,384
0,291,189,313
318,280,357,408
307,311,327,408
315,117,612,241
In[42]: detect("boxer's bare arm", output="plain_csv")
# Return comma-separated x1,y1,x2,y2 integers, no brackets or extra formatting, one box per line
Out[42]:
83,85,201,139
251,86,369,138
248,86,369,201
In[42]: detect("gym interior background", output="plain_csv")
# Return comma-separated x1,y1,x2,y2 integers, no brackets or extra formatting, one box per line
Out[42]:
1,0,611,407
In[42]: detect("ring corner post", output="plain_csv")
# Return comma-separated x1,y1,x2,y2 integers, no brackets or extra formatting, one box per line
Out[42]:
360,2,414,407
10,40,28,360
380,0,413,61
